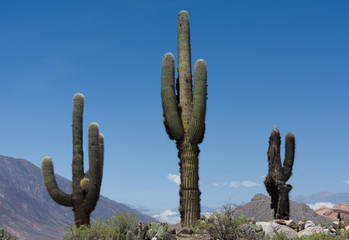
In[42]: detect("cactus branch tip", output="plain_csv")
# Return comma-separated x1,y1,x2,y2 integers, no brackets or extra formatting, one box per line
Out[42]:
195,59,207,66
164,52,175,59
286,132,295,138
73,92,85,100
41,156,53,164
179,10,189,16
88,122,99,130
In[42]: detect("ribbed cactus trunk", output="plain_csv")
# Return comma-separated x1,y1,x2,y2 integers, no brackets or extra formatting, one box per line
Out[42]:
41,93,104,227
264,128,295,220
161,10,207,227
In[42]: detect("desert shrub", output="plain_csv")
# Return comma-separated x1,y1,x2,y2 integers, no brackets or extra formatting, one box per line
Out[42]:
64,210,138,240
319,221,331,228
263,229,288,240
193,204,260,240
343,216,349,226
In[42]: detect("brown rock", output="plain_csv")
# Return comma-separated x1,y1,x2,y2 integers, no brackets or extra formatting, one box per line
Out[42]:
298,221,305,230
274,219,286,225
177,227,192,237
315,203,349,221
285,220,298,229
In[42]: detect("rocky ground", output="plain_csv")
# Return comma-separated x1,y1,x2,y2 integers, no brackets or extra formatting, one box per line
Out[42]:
127,216,349,240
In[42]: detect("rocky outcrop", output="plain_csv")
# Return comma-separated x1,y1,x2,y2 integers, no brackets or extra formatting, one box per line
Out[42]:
256,221,298,239
233,193,332,224
315,203,349,220
0,155,158,240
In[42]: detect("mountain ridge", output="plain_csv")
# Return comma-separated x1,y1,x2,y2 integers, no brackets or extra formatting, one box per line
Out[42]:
0,155,157,240
233,193,333,224
292,191,349,204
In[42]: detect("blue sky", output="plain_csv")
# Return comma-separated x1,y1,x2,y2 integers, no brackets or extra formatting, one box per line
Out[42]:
1,1,348,223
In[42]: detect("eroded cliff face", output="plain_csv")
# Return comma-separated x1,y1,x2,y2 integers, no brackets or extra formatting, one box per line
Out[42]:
315,203,349,220
0,155,157,240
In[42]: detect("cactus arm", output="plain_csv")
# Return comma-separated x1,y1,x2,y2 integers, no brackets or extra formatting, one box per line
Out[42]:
41,156,73,206
267,128,283,180
161,53,184,140
177,10,193,130
98,132,104,187
189,59,207,144
72,93,85,194
283,132,295,181
84,122,101,213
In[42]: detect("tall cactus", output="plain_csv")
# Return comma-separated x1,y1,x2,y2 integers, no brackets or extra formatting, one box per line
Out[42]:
41,93,104,227
264,127,295,220
161,10,207,227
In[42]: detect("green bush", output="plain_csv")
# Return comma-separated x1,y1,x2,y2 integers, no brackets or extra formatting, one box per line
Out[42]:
64,210,138,240
193,204,257,240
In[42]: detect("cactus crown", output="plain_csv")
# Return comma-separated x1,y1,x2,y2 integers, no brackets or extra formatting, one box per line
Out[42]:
161,10,208,144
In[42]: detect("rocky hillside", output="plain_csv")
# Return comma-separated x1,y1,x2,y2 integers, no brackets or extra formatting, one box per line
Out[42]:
0,155,157,240
233,193,333,224
315,203,349,220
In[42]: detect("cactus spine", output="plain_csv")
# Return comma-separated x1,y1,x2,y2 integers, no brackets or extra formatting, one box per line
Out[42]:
161,10,207,227
41,93,104,227
264,127,295,220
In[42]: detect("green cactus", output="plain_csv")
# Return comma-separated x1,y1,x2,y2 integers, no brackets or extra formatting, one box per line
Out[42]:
264,127,295,220
41,93,104,227
161,10,208,227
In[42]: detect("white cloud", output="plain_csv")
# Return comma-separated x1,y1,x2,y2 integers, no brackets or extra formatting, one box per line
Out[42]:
229,181,241,188
212,181,229,187
152,210,180,224
167,174,180,185
213,180,260,188
307,202,335,210
344,180,349,185
242,180,259,187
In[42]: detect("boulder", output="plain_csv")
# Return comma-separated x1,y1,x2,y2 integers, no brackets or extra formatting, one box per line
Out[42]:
274,219,286,225
285,220,298,229
240,223,264,239
304,220,315,228
298,226,324,237
256,221,298,239
176,227,192,238
298,221,305,230
161,232,177,240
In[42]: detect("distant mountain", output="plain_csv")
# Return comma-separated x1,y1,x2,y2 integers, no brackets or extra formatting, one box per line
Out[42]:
315,203,349,220
201,205,222,213
292,191,349,204
233,193,332,224
0,155,158,240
